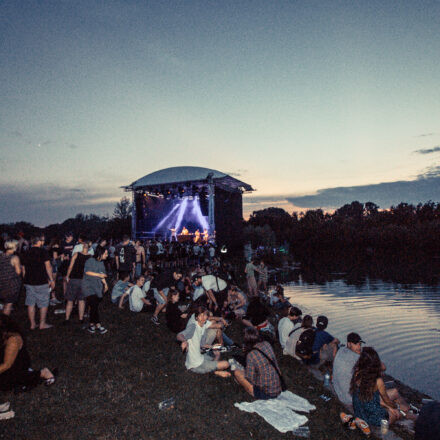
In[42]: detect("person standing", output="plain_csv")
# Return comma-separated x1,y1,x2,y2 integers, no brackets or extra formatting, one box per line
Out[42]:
245,259,260,298
0,240,22,315
64,242,91,324
257,260,268,294
115,235,136,280
134,240,146,278
22,236,54,330
82,247,108,334
59,232,75,298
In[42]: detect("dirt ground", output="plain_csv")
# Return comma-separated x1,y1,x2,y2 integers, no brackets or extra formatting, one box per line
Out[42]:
0,285,419,440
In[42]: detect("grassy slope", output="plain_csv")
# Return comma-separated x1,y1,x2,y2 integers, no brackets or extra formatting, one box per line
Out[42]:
0,290,414,440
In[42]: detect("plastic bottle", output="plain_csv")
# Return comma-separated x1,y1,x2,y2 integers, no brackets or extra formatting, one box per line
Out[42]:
323,372,331,388
158,397,175,410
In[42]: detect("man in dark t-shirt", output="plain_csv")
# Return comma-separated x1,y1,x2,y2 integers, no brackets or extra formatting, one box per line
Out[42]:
22,236,54,330
115,235,136,279
59,232,75,298
150,269,182,325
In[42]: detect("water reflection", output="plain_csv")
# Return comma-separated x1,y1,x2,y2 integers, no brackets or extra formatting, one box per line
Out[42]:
281,274,440,400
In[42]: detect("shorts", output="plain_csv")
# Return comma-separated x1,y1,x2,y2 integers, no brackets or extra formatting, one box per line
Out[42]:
65,279,84,301
135,263,142,278
25,284,50,308
253,385,278,400
190,354,218,374
153,288,169,305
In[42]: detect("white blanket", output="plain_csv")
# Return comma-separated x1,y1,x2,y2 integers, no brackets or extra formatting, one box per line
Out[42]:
234,391,315,433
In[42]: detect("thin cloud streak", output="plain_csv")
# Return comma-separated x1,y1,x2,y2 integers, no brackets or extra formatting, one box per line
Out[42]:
414,145,440,155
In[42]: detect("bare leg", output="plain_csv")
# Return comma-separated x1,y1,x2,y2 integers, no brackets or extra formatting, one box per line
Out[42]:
78,300,85,320
233,369,254,396
39,307,52,329
3,303,13,315
65,301,74,320
153,302,166,318
28,305,37,329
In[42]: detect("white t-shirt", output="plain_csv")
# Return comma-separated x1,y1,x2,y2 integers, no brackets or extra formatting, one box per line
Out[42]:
180,319,212,369
278,317,294,350
72,244,94,256
129,285,146,312
192,285,205,301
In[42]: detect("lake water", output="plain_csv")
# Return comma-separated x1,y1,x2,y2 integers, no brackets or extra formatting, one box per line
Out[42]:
282,276,440,400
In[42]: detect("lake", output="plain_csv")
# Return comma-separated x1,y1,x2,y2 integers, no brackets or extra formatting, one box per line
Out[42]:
281,275,440,400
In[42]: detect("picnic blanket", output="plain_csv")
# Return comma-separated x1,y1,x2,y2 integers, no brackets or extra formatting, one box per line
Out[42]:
234,391,316,433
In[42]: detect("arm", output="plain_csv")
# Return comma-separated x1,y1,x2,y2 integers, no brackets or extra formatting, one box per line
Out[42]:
115,256,119,271
66,253,78,281
377,377,398,410
0,336,22,374
11,256,21,276
85,271,107,278
44,260,55,290
177,324,196,351
118,291,129,309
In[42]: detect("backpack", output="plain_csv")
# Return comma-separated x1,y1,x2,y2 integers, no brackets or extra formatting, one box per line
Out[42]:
295,328,316,360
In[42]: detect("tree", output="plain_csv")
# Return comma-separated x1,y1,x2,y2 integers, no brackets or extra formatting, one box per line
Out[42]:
113,197,132,220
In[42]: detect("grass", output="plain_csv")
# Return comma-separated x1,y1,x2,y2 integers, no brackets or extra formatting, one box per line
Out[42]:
0,280,418,440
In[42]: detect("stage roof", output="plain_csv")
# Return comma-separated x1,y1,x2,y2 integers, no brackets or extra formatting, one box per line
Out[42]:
124,166,254,192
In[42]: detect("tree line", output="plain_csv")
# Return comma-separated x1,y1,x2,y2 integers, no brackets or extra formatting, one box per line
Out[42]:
243,201,440,258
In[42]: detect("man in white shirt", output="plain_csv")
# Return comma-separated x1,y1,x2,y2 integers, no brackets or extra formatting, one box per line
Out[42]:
118,276,152,312
278,306,302,354
177,307,230,376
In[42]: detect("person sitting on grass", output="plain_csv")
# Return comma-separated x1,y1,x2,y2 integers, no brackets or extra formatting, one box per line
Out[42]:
118,275,153,312
271,286,292,310
223,285,248,319
307,315,339,367
242,298,275,342
165,288,188,333
344,347,416,434
177,306,230,377
285,314,314,359
231,327,282,400
278,305,302,355
0,315,57,393
111,271,132,304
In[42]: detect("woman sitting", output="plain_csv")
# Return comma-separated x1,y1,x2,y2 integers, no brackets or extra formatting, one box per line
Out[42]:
165,288,187,333
0,315,56,392
349,347,415,432
232,327,282,400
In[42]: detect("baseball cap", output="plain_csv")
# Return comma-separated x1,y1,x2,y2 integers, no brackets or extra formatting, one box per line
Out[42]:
347,332,365,344
316,315,328,330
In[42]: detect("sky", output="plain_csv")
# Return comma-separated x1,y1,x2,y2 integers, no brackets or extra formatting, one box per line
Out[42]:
1,0,439,226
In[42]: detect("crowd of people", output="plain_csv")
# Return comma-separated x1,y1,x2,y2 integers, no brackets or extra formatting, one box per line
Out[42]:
0,231,438,439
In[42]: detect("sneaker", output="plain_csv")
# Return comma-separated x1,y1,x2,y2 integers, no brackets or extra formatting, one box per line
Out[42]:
0,410,15,420
50,298,62,305
54,308,66,315
228,358,244,371
354,417,371,436
340,412,356,430
96,326,108,335
151,316,160,325
87,325,96,334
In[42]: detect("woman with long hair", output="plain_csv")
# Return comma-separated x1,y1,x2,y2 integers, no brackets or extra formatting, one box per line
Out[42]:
0,240,22,315
350,347,414,429
0,315,56,392
82,246,108,334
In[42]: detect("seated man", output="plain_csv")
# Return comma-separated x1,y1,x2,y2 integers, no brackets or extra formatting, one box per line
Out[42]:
332,332,364,409
111,272,131,304
118,275,152,312
232,327,282,400
278,305,302,354
224,285,248,318
308,315,339,367
177,306,230,376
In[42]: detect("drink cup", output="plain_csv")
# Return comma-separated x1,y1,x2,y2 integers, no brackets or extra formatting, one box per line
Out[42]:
380,419,389,435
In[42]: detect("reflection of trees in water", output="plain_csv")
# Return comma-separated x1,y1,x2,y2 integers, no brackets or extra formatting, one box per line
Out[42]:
277,253,440,288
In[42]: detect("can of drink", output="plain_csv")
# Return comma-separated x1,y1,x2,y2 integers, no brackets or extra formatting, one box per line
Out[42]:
380,419,389,435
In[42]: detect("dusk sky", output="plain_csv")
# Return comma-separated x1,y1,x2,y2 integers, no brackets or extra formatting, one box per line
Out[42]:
1,1,439,226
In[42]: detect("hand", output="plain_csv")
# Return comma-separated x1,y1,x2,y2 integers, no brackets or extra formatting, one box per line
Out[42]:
389,408,401,419
181,341,188,352
49,280,55,289
65,277,69,283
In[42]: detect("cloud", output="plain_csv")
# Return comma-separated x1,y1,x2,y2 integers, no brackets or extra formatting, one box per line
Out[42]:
227,169,248,177
416,133,436,138
0,183,124,226
414,145,440,155
287,176,440,209
417,164,440,179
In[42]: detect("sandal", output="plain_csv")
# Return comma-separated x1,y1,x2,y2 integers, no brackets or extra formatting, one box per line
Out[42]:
340,412,356,430
354,417,371,436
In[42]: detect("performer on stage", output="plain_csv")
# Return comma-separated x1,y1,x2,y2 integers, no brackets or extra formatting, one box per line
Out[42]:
194,229,201,243
202,229,209,242
181,227,189,236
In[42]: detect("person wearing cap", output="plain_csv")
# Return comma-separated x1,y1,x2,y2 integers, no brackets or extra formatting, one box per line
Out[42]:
332,332,364,408
308,315,339,367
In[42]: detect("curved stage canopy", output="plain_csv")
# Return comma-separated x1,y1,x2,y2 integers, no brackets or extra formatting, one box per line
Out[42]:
124,166,254,248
